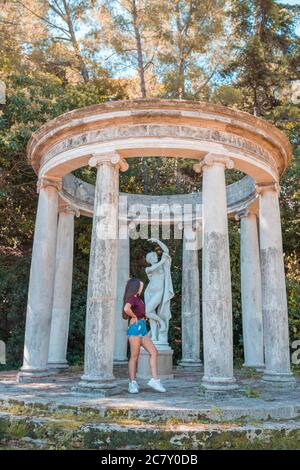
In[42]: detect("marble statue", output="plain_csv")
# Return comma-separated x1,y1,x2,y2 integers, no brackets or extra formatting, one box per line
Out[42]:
144,238,174,345
0,340,6,365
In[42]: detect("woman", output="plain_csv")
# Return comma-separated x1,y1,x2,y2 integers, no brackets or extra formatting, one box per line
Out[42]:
123,277,166,394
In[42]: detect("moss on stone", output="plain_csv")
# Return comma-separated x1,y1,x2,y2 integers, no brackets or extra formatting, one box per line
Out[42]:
1,416,300,450
0,416,35,440
1,396,300,450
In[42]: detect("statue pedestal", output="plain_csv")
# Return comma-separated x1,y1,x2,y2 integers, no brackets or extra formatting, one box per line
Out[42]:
137,345,174,379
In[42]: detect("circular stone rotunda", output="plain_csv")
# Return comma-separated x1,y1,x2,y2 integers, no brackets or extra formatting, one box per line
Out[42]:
18,99,296,394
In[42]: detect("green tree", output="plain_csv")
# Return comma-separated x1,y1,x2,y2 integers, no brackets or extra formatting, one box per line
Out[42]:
14,0,96,82
157,0,226,99
222,0,300,116
98,0,165,97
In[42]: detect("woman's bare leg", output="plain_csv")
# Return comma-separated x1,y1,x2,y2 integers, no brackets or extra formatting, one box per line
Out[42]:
142,335,158,379
128,336,142,381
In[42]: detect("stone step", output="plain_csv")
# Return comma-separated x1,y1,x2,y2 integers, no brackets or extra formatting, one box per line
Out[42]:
0,411,300,450
0,397,300,425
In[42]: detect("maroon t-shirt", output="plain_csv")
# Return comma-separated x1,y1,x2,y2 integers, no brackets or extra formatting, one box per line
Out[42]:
126,294,146,319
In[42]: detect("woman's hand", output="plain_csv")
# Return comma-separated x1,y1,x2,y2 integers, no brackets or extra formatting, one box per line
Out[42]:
124,303,138,325
129,316,138,326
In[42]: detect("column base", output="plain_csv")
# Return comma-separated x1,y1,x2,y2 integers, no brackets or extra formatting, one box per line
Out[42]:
202,375,239,391
17,367,56,383
74,374,117,395
178,359,202,368
113,359,128,366
262,370,296,386
47,361,69,371
243,363,265,372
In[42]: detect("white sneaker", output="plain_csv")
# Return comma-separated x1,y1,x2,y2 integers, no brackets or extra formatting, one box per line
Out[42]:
128,380,139,394
147,378,166,393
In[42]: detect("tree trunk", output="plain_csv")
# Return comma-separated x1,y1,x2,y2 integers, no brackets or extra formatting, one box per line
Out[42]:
253,87,260,116
62,0,89,83
132,0,147,98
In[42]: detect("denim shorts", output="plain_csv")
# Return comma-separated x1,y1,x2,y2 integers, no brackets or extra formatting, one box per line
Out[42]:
127,319,148,337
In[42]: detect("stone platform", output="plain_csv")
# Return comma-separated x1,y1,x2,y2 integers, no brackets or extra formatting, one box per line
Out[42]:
0,366,300,449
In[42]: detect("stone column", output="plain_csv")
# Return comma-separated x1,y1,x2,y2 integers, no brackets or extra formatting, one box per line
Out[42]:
237,209,264,369
114,220,130,364
48,204,78,370
78,153,128,392
179,222,202,367
18,176,61,382
194,154,238,390
256,183,295,385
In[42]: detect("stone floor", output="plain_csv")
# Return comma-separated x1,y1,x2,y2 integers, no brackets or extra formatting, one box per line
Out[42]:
1,366,300,449
0,366,299,423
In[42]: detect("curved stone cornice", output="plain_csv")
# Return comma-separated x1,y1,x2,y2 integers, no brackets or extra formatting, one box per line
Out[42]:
27,99,291,184
59,173,257,221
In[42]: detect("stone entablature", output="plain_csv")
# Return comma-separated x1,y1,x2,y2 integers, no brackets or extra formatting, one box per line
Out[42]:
41,124,276,171
60,173,257,220
27,99,291,184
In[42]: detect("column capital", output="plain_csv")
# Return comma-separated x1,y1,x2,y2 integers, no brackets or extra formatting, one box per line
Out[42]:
88,152,129,172
255,182,280,195
193,153,234,173
234,208,257,221
37,176,62,193
59,203,80,218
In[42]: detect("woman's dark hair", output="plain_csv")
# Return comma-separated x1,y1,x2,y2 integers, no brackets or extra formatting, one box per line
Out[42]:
122,278,141,320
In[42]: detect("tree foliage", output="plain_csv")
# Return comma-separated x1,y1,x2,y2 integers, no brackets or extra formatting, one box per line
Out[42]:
219,0,300,116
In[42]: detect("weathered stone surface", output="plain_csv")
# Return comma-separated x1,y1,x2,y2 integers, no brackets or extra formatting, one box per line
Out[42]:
137,348,174,379
60,173,258,220
239,211,264,369
79,157,120,390
1,410,300,450
48,207,75,369
114,222,129,363
1,367,300,421
258,188,295,384
201,160,237,390
179,224,201,367
27,99,291,182
18,182,59,382
42,124,276,172
1,368,300,449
